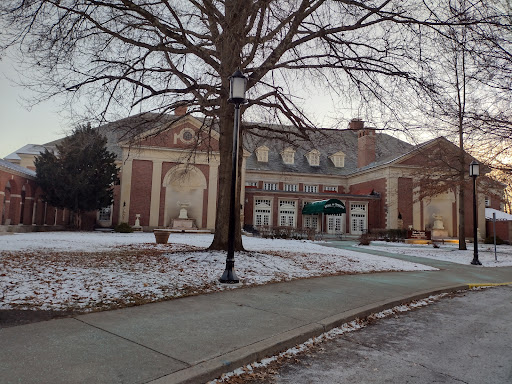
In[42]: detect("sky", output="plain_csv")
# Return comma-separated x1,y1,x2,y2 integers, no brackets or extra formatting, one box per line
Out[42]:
0,56,71,158
0,54,340,159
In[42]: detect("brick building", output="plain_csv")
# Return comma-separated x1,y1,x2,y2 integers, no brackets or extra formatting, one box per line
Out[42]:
2,112,503,238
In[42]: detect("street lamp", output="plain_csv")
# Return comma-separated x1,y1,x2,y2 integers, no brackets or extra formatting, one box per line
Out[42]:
469,160,481,265
219,69,247,284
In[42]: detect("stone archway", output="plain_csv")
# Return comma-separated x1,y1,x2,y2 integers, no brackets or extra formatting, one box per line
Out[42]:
162,165,207,228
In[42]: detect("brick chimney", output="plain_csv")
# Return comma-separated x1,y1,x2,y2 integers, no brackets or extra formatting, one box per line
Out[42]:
356,122,376,168
174,105,188,116
348,118,364,130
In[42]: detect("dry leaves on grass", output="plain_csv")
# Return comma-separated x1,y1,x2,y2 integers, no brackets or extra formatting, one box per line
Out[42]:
1,241,434,314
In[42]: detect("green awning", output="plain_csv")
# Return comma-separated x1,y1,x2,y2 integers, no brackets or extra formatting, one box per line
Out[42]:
302,199,346,215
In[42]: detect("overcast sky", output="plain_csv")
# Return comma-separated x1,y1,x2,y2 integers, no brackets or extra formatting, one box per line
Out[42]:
0,56,71,158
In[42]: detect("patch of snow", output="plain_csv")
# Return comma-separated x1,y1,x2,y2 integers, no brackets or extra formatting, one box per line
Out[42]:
360,241,512,267
0,232,436,312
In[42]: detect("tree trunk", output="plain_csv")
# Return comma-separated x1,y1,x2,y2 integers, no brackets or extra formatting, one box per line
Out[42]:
208,0,246,252
209,100,245,251
458,118,467,250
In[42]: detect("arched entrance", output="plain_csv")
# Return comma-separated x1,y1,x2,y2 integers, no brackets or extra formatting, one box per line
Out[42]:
162,165,207,228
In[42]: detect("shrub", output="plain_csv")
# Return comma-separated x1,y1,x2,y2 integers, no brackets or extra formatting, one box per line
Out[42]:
358,233,371,245
115,222,134,233
484,235,504,245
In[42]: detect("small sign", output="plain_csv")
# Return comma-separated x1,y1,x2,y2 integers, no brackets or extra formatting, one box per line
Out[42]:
410,230,427,239
325,202,345,210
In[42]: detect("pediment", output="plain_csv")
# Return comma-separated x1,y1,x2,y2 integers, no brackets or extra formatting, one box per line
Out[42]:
119,115,220,152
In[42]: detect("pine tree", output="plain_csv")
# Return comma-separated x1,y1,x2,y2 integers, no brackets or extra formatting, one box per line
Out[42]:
35,125,119,229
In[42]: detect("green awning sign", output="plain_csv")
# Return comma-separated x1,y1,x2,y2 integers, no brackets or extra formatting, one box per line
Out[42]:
302,199,346,215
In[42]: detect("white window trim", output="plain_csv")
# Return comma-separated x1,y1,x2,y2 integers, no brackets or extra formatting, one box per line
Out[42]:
256,146,269,162
304,184,319,193
329,151,346,168
281,147,296,165
306,149,320,166
284,183,298,192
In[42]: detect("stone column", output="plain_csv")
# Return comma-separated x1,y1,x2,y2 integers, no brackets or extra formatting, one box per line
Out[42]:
31,199,37,225
413,185,421,230
119,158,133,224
207,164,219,230
149,160,163,227
386,175,399,229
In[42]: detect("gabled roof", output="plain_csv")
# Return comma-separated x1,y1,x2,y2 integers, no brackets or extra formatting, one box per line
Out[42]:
0,158,36,178
4,144,49,161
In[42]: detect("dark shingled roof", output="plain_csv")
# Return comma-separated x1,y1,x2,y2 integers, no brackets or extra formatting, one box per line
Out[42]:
43,113,183,160
243,127,414,176
5,114,416,177
0,158,36,177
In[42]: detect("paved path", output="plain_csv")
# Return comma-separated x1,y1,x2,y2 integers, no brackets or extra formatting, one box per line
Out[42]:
1,242,512,384
259,285,512,384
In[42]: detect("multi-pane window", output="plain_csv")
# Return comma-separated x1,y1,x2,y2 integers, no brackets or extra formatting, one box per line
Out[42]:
351,203,366,211
263,182,278,191
327,215,343,233
304,184,318,193
256,146,269,162
246,181,258,187
350,203,367,235
281,147,295,165
330,152,346,168
351,213,366,233
98,206,112,221
324,186,338,192
303,215,318,230
284,183,298,192
279,200,296,227
254,199,271,227
306,150,320,166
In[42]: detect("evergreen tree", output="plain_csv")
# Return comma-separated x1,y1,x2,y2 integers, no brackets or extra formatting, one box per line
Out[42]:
35,125,119,229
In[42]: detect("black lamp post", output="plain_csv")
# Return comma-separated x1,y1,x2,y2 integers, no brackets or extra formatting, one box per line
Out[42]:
469,160,481,265
219,69,247,284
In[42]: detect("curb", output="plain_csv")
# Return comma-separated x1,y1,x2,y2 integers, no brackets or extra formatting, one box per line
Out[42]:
149,284,468,384
468,282,512,288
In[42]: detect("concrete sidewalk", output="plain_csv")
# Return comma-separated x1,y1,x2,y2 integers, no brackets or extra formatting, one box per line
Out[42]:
2,243,512,384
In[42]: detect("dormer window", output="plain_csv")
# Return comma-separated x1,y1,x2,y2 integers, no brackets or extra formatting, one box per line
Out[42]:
281,147,295,165
329,151,346,168
255,146,269,162
306,149,320,166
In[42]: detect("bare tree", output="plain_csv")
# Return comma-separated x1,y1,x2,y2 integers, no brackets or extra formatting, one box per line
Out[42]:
401,0,512,248
0,0,503,250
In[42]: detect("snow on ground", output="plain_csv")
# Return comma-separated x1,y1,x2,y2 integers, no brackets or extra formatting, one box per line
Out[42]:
0,232,436,312
359,241,512,267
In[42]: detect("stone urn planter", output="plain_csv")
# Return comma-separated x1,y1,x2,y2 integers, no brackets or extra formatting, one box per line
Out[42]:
154,229,170,244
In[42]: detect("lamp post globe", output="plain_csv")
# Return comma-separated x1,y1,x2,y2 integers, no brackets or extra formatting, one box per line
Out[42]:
469,160,482,266
220,69,247,284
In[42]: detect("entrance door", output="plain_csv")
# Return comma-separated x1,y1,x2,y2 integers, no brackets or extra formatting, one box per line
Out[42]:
351,214,366,235
327,214,344,235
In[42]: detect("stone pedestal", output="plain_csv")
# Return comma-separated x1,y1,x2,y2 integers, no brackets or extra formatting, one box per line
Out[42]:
431,229,449,239
171,218,196,230
133,214,143,232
